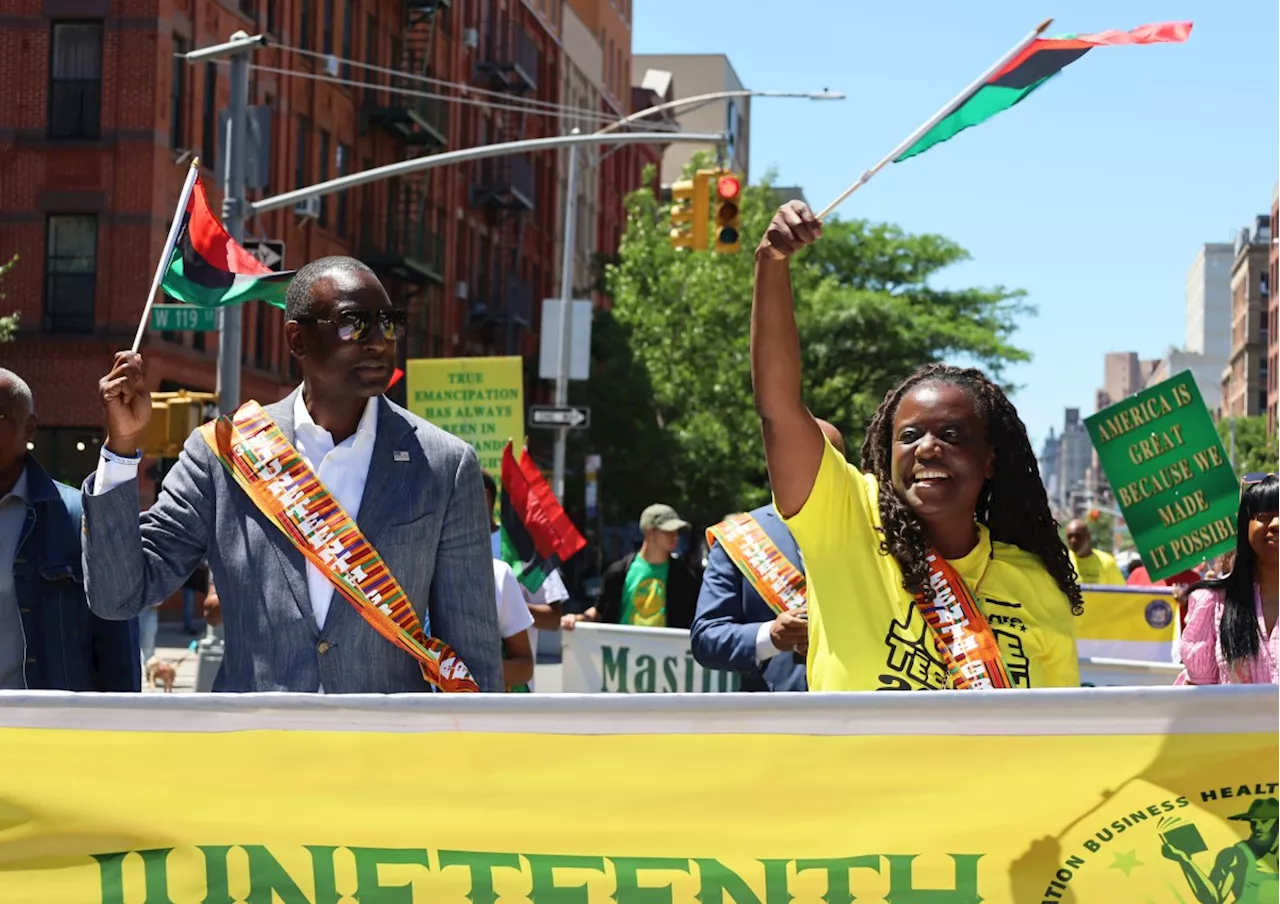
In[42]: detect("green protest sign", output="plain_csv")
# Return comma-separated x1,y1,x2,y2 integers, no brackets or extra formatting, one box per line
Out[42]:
1085,372,1237,581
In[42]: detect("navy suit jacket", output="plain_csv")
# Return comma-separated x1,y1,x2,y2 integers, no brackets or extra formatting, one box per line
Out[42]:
690,504,807,691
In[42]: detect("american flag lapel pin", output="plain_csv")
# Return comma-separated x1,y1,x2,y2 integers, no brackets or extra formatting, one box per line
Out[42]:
393,450,410,462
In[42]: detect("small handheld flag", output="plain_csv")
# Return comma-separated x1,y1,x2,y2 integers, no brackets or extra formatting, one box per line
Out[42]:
816,20,1192,220
132,166,295,352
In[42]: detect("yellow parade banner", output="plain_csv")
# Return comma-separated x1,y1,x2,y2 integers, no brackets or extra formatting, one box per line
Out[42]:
405,356,524,474
0,689,1273,903
1078,583,1179,662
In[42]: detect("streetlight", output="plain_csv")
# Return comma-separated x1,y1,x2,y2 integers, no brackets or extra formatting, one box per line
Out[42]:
548,88,845,501
597,89,846,136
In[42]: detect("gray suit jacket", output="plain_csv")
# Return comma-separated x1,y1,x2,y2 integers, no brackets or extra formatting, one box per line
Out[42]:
81,391,504,693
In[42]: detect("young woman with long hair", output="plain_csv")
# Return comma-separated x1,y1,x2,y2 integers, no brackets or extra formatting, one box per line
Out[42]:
1178,473,1278,685
751,201,1082,691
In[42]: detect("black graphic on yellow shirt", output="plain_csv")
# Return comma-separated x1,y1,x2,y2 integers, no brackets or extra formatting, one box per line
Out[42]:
878,595,1031,690
629,578,668,627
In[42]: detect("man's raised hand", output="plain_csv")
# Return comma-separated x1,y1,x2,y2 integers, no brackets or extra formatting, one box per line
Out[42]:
99,351,151,456
756,200,823,261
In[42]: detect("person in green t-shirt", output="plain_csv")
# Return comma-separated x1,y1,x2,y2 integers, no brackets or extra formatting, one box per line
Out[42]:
562,504,700,630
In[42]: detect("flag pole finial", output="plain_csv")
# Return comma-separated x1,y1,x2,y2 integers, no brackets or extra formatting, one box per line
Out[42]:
1035,18,1054,34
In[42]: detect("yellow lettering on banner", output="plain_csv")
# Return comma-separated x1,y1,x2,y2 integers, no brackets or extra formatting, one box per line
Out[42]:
1168,515,1236,563
1191,444,1227,474
1157,490,1210,528
1127,424,1186,466
1098,393,1181,444
1115,459,1195,506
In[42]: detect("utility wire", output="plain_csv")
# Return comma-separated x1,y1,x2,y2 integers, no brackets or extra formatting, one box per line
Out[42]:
241,61,668,130
271,42,678,131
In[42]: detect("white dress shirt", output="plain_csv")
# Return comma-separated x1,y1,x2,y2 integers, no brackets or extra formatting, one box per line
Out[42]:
92,390,380,632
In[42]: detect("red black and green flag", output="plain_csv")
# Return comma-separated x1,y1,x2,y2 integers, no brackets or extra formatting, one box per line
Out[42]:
160,174,294,309
499,442,586,593
894,21,1192,162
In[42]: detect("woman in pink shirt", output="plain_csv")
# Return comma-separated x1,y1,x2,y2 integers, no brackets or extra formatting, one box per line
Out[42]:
1179,473,1278,685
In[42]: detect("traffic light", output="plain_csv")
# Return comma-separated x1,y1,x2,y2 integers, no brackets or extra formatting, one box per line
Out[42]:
669,171,710,250
141,390,219,459
712,171,743,253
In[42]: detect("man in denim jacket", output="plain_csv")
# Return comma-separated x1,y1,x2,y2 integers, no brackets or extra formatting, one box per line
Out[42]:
0,369,139,691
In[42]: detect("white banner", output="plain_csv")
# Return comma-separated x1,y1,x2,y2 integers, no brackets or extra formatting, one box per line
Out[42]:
560,622,741,693
560,623,1182,692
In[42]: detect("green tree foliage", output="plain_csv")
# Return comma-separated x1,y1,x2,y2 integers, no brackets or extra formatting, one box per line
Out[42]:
0,254,18,343
577,161,1033,528
1216,414,1278,474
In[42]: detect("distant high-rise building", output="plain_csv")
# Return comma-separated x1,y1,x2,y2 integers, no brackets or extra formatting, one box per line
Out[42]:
1222,216,1272,417
1186,243,1235,357
1104,352,1142,404
1268,184,1278,436
1039,427,1061,511
630,53,750,185
1055,409,1092,517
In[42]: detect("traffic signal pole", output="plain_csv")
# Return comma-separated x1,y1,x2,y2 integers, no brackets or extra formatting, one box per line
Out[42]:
183,31,267,418
551,133,580,502
182,31,266,691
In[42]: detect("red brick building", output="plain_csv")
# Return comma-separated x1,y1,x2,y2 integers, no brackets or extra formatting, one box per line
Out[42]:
0,0,653,490
1268,186,1277,438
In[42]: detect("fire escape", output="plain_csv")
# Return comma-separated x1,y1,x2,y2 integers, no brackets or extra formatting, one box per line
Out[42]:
467,16,538,356
362,0,450,358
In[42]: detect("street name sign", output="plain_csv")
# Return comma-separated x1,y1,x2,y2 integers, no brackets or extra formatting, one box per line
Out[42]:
151,304,218,332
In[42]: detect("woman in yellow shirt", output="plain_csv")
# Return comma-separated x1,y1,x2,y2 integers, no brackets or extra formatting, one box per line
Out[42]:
751,201,1082,691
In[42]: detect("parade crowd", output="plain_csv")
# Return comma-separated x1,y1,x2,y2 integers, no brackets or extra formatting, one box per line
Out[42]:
2,203,1276,696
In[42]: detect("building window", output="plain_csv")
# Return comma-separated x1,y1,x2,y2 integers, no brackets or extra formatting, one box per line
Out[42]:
341,2,353,80
170,36,188,148
318,130,330,227
48,22,102,139
266,0,277,35
336,143,350,238
202,62,218,172
364,14,378,103
43,215,97,333
322,0,333,54
295,117,310,189
1262,272,1270,299
299,0,311,49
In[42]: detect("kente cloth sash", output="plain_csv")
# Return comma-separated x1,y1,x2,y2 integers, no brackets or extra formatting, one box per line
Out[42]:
916,551,1012,690
199,401,479,693
705,513,806,615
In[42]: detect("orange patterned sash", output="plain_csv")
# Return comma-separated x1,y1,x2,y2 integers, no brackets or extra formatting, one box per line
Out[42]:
199,401,479,693
917,551,1011,690
706,513,806,615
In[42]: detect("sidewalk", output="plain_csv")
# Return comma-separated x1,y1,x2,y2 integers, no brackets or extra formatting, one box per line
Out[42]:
144,622,204,694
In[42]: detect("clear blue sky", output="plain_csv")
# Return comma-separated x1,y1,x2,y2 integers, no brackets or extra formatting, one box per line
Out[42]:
633,0,1279,451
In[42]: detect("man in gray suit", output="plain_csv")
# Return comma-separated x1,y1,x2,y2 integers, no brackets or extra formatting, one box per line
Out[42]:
84,256,504,692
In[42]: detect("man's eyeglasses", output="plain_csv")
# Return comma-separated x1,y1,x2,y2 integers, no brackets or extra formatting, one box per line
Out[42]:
295,310,407,343
1241,472,1277,488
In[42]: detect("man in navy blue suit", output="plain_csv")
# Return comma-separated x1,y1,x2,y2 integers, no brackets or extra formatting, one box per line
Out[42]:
691,421,846,691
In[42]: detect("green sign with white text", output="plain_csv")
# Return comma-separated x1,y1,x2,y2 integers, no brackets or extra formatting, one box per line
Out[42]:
1085,372,1237,581
151,304,218,332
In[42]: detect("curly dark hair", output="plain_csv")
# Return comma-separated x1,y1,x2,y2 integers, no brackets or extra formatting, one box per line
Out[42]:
859,363,1084,616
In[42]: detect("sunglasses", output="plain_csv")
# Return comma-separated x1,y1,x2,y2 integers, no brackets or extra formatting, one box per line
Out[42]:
295,309,407,343
1241,472,1277,488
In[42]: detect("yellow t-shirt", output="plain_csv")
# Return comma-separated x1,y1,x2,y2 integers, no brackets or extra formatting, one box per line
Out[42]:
780,439,1080,691
1069,549,1126,587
